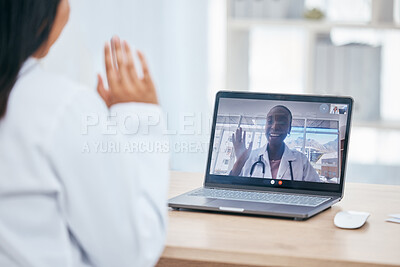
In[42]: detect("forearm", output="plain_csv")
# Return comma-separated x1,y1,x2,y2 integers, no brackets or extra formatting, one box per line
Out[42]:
229,158,246,176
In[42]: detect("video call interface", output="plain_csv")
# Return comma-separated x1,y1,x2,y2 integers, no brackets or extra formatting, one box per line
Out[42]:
209,98,349,184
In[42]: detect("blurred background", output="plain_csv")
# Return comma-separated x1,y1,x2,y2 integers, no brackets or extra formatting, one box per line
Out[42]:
42,0,400,185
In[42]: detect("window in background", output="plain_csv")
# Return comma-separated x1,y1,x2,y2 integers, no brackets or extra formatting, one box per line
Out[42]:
208,0,227,107
247,25,400,181
380,31,400,121
249,27,306,94
211,0,400,183
328,28,400,122
328,28,400,179
249,27,400,123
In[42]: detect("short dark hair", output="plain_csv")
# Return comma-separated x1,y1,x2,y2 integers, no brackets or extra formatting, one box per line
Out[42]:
268,105,292,124
0,0,61,118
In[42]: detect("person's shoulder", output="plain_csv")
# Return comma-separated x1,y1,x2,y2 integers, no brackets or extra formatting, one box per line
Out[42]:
13,64,84,106
286,146,308,161
5,63,106,144
15,62,105,112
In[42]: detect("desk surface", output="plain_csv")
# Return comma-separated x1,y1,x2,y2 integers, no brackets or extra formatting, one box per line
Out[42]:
158,171,400,267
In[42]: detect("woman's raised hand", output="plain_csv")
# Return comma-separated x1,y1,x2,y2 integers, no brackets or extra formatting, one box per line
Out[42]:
232,127,253,161
229,127,253,176
97,36,158,107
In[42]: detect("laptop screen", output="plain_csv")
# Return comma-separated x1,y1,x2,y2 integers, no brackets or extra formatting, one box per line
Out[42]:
205,91,353,193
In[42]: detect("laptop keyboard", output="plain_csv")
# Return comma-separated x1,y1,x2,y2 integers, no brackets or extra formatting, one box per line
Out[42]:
189,188,330,207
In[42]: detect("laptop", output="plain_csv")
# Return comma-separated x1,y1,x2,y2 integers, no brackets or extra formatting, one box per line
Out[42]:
168,91,353,220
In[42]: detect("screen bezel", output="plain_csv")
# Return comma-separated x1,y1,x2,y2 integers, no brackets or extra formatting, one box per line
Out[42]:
204,91,354,195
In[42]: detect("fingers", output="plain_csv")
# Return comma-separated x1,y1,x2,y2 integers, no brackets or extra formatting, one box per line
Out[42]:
123,40,139,83
104,42,113,74
101,36,159,106
137,50,150,78
235,128,240,142
247,141,253,151
97,74,111,107
112,36,124,69
104,42,119,92
137,50,156,87
111,36,131,89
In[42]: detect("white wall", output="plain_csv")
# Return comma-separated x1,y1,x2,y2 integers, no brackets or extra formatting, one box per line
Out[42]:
161,1,211,172
41,0,211,172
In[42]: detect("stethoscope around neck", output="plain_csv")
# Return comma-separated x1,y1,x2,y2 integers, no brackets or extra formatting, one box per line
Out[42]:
250,154,294,181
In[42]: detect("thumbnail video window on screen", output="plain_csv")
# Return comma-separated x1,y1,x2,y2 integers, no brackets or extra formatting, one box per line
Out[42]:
209,98,349,184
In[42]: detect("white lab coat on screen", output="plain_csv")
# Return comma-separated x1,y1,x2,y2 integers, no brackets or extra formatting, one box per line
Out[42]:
240,144,320,182
0,58,169,267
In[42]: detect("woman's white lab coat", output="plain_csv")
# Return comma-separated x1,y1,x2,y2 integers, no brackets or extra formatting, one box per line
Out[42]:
240,144,320,182
0,59,169,267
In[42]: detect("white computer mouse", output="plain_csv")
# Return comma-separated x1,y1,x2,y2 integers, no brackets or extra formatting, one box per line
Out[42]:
334,211,370,229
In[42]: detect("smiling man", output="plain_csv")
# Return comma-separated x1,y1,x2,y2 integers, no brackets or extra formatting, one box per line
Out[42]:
229,105,320,182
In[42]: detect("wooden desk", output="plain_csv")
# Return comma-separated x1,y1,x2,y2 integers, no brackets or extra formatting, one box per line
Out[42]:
157,172,400,267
